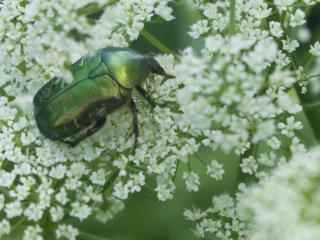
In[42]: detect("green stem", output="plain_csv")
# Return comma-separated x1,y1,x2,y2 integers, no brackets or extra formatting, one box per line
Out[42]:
11,219,24,231
306,74,320,80
102,169,120,192
77,0,118,16
295,85,320,141
302,101,320,110
80,231,111,240
291,52,320,141
278,12,320,142
194,153,207,165
140,29,176,55
229,0,236,35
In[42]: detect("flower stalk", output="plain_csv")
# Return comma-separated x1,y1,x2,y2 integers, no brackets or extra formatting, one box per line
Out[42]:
296,85,320,141
80,231,112,240
229,0,236,35
140,29,176,55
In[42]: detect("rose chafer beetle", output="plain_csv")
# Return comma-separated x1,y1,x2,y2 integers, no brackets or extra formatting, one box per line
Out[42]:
33,47,173,150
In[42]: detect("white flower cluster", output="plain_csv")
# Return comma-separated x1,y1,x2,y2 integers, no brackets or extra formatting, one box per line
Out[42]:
238,147,320,240
182,0,310,174
184,0,320,239
0,0,191,239
184,194,246,239
1,0,320,239
0,0,174,95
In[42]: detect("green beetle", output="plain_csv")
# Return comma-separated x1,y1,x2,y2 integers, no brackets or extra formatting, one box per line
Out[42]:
33,47,173,149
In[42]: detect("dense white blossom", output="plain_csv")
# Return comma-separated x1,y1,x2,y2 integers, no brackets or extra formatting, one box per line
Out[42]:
2,0,320,239
0,0,192,238
184,0,320,239
238,147,320,240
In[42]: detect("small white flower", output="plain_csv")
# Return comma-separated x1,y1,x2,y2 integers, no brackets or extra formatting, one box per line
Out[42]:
189,20,210,39
282,38,299,52
69,163,86,178
90,169,107,186
270,69,295,87
252,120,276,143
155,184,174,201
274,0,295,11
269,21,283,38
70,202,92,221
240,156,257,175
207,160,224,181
182,172,201,192
200,218,219,233
0,171,16,188
278,116,303,137
274,51,290,68
5,201,23,219
155,3,174,21
113,181,129,200
55,188,69,205
184,208,207,221
49,165,67,179
0,220,11,238
212,194,235,213
56,224,79,240
127,172,145,193
290,9,306,27
23,225,43,240
310,42,320,56
277,93,302,114
257,152,277,167
267,136,281,150
193,224,205,239
50,206,64,222
24,203,44,221
113,156,128,177
290,137,306,155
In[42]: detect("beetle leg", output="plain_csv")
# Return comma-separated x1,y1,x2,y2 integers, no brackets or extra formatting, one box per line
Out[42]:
129,99,139,154
136,85,167,109
135,85,157,108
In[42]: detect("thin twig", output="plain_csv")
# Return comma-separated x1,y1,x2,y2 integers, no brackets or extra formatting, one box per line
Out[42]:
140,29,176,56
80,231,112,240
229,0,236,35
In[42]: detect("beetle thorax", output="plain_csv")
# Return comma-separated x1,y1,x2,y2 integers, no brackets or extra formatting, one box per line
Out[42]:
103,50,150,89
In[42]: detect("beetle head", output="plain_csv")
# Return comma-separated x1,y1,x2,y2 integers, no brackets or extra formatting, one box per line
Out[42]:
145,53,174,78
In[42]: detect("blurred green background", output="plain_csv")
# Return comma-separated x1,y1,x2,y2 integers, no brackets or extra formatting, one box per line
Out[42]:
74,2,320,240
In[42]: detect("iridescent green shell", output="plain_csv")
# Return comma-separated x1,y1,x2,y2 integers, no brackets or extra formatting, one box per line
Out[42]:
34,47,151,146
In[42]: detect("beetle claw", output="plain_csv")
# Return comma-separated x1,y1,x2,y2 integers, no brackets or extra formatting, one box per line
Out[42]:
129,131,138,155
129,99,139,155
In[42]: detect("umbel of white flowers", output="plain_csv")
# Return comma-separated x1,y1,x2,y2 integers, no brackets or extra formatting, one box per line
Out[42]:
1,0,320,240
238,147,320,240
183,0,320,239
